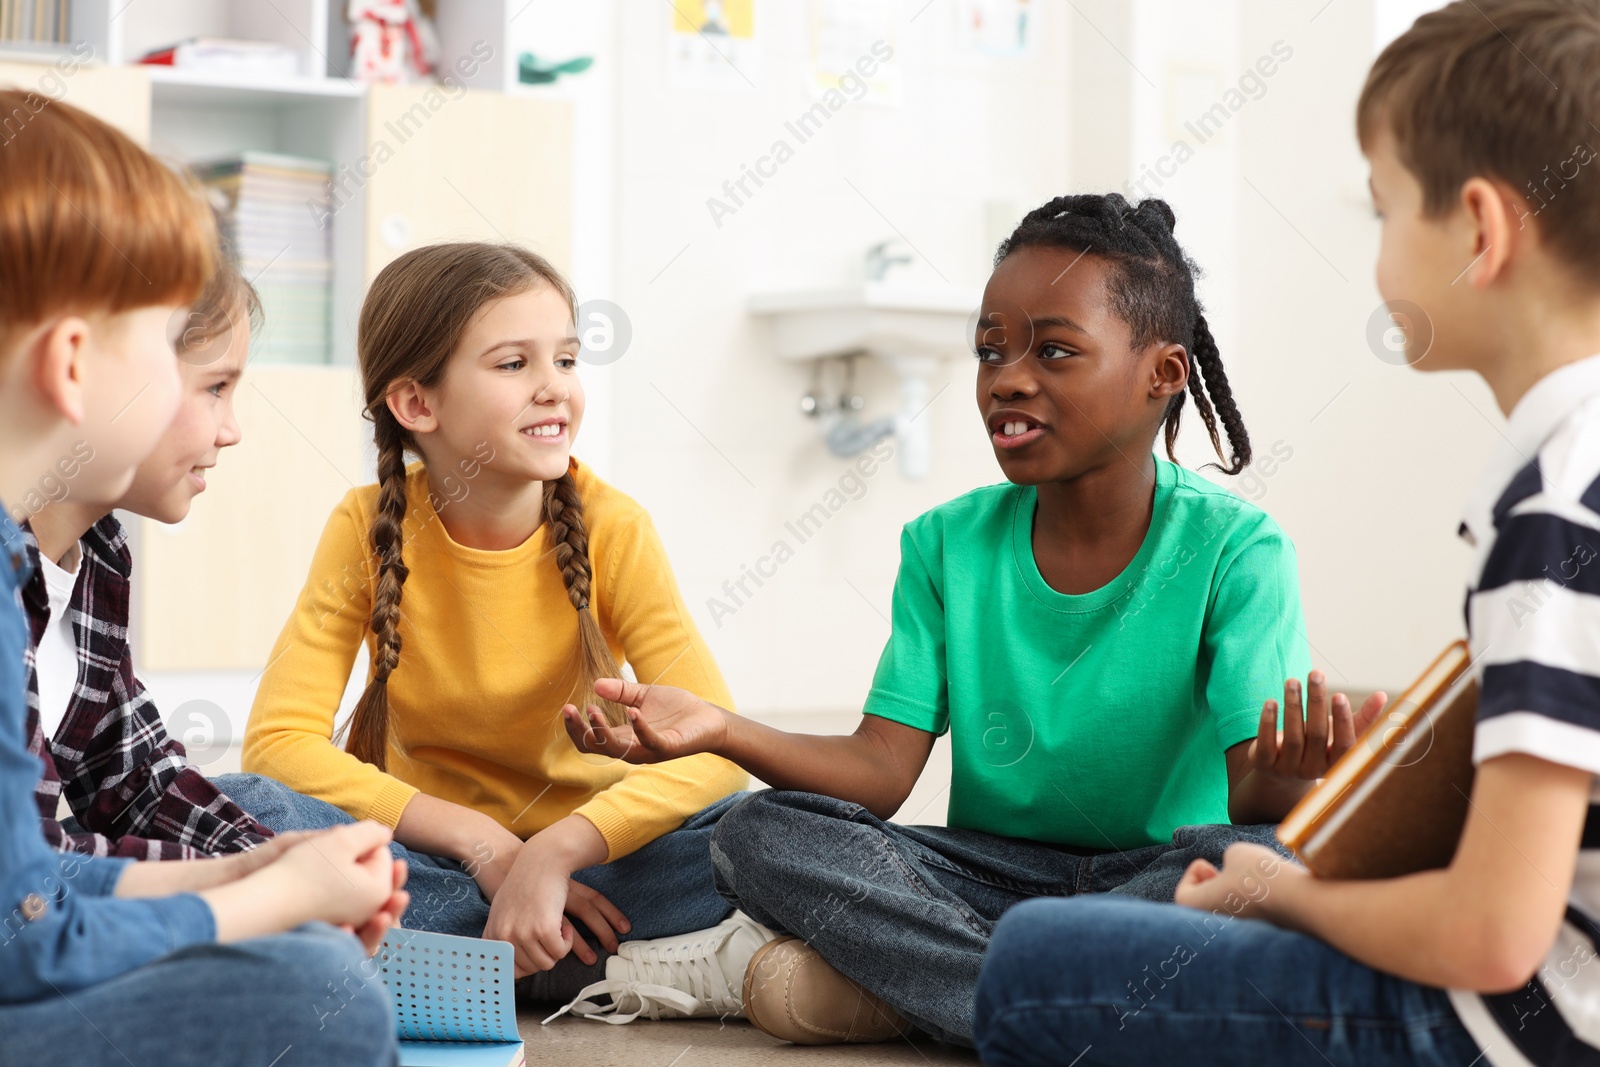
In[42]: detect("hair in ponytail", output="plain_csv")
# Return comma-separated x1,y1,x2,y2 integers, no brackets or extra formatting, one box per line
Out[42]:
994,193,1251,475
342,242,625,771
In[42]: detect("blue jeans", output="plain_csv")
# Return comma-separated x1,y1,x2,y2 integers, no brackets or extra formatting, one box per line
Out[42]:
217,773,742,943
0,922,397,1067
708,789,1291,1046
974,896,1483,1066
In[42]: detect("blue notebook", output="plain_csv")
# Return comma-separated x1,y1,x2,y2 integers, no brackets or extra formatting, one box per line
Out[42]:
377,929,525,1067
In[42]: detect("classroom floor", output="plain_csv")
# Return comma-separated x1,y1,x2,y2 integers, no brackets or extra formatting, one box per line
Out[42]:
520,1013,978,1065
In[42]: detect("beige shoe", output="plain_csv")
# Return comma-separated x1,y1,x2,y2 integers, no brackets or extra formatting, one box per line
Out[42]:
741,936,912,1045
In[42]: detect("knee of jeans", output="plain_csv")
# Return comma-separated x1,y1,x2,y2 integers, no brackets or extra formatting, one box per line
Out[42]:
708,789,804,865
986,897,1116,991
976,909,1051,1053
991,898,1059,960
273,924,372,979
268,928,394,1040
213,772,287,815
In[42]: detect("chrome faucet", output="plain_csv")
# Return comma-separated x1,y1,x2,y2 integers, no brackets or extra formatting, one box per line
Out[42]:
865,240,913,281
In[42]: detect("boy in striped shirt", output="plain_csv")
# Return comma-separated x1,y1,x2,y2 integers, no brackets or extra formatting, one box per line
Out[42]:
973,3,1600,1066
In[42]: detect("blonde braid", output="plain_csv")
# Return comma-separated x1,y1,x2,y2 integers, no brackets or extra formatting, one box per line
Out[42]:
545,471,627,725
341,414,412,769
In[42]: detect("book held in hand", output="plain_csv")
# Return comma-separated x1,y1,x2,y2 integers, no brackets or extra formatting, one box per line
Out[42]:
1277,640,1479,880
378,929,525,1067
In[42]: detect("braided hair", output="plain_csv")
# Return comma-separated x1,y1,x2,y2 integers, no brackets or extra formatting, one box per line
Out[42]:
994,193,1251,475
341,242,626,772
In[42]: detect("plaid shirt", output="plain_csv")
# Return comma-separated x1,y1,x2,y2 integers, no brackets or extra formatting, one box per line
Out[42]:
19,516,271,859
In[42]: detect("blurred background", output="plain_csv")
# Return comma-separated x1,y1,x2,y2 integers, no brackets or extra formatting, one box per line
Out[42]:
0,0,1491,791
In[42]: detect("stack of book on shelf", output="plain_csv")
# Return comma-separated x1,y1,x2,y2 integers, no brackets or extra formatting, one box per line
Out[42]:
196,152,333,364
0,0,70,47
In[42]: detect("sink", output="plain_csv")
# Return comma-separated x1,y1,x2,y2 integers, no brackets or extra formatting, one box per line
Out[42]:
747,282,979,363
748,282,981,480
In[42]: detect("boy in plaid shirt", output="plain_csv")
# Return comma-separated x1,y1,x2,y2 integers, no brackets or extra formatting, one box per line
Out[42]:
18,257,272,859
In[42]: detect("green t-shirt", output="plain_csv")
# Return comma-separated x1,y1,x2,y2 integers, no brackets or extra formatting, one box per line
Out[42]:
863,457,1311,850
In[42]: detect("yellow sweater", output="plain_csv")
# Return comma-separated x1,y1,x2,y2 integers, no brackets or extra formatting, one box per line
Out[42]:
243,459,746,861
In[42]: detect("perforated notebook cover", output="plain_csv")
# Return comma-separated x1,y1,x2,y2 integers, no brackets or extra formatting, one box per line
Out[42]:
378,929,523,1066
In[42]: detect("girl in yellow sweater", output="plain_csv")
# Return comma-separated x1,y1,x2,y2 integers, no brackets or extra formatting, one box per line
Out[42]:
239,243,761,1010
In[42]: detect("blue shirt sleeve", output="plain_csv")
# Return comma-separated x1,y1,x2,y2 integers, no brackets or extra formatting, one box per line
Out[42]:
0,512,215,1004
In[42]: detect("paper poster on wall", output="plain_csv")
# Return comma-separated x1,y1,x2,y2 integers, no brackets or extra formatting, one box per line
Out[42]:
668,0,761,90
809,0,900,105
956,0,1032,58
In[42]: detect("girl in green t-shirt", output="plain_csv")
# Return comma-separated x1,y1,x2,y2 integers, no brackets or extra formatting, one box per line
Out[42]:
553,193,1379,1047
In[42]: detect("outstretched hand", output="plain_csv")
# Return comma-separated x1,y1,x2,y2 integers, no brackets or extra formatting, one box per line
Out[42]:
1248,671,1387,782
561,677,731,764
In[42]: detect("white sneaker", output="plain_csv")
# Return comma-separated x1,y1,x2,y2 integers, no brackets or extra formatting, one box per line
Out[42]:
542,911,776,1025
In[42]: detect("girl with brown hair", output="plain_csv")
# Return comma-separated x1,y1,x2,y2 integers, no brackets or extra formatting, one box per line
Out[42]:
242,241,760,1008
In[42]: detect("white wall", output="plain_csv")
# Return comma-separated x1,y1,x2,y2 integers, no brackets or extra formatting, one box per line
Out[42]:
1231,0,1500,693
502,1,621,477
605,1,1071,714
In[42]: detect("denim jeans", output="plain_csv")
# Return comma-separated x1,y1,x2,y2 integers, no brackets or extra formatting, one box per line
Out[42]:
708,789,1290,1046
217,773,742,944
0,922,397,1067
974,896,1483,1067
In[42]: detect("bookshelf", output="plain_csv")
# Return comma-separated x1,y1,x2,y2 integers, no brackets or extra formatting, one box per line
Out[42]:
6,0,572,367
0,1,577,673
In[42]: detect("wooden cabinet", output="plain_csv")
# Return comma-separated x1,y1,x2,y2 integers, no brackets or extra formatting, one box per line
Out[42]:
363,85,573,282
0,58,149,140
134,365,368,671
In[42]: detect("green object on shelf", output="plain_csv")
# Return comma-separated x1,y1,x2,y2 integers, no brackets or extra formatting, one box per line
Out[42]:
517,52,594,85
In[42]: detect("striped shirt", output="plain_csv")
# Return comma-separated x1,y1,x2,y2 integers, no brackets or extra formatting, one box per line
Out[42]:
1447,353,1600,1067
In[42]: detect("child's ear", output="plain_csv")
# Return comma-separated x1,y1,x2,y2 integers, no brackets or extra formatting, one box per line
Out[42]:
1456,176,1520,289
32,316,89,426
1150,342,1188,400
385,379,438,434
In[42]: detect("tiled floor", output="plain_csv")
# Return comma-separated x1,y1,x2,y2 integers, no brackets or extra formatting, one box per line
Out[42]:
519,1013,978,1066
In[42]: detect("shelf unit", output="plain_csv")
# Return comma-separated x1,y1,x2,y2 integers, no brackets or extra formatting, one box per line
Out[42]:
0,0,583,673
47,0,570,367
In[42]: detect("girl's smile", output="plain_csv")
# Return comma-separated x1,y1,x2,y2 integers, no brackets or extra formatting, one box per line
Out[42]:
520,416,568,443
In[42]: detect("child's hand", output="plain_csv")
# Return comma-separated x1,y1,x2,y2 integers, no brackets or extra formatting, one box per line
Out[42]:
265,820,401,929
465,835,521,903
1174,841,1303,920
340,856,411,955
1247,672,1387,782
562,678,732,764
484,855,631,975
223,828,319,881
